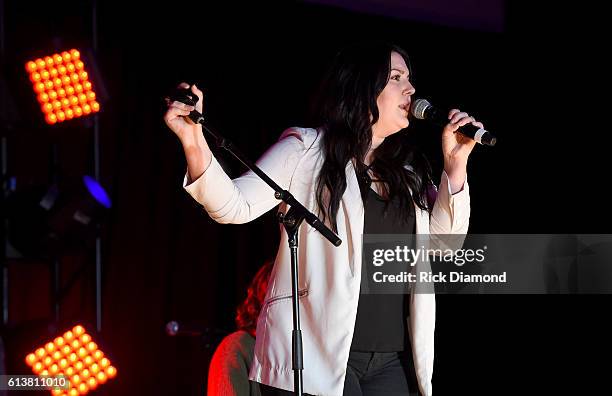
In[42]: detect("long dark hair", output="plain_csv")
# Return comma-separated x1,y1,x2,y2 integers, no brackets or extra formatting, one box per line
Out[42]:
311,42,433,232
235,261,273,337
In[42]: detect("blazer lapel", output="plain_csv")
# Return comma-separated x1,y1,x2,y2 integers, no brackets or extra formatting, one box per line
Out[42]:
340,161,365,277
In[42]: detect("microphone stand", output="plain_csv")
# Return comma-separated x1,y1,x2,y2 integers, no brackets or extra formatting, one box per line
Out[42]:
187,110,342,396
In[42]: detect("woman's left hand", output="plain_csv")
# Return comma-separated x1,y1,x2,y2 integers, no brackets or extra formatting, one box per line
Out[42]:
441,109,483,192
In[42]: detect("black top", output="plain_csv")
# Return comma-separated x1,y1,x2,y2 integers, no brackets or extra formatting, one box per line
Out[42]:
351,176,416,352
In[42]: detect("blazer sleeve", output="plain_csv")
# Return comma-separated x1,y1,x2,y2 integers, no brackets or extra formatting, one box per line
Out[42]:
183,128,307,224
429,170,470,234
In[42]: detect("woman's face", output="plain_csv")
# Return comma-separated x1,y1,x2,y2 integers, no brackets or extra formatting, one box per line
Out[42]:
372,51,415,141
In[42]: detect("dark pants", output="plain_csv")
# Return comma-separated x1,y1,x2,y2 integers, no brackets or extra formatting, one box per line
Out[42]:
260,351,414,396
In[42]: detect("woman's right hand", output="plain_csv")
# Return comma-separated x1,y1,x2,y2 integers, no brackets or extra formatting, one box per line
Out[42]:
164,83,205,144
164,82,212,182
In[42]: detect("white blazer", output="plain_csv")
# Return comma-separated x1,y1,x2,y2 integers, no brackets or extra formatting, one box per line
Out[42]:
184,127,470,396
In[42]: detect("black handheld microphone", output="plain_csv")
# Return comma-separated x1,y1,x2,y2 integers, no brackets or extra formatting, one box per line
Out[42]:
165,320,226,337
411,99,497,146
165,321,228,349
168,87,204,124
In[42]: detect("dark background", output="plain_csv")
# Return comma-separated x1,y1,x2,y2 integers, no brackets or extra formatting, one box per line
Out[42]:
1,0,610,395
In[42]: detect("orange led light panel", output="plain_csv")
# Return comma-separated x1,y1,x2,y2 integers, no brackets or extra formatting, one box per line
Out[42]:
25,49,101,124
25,325,117,395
